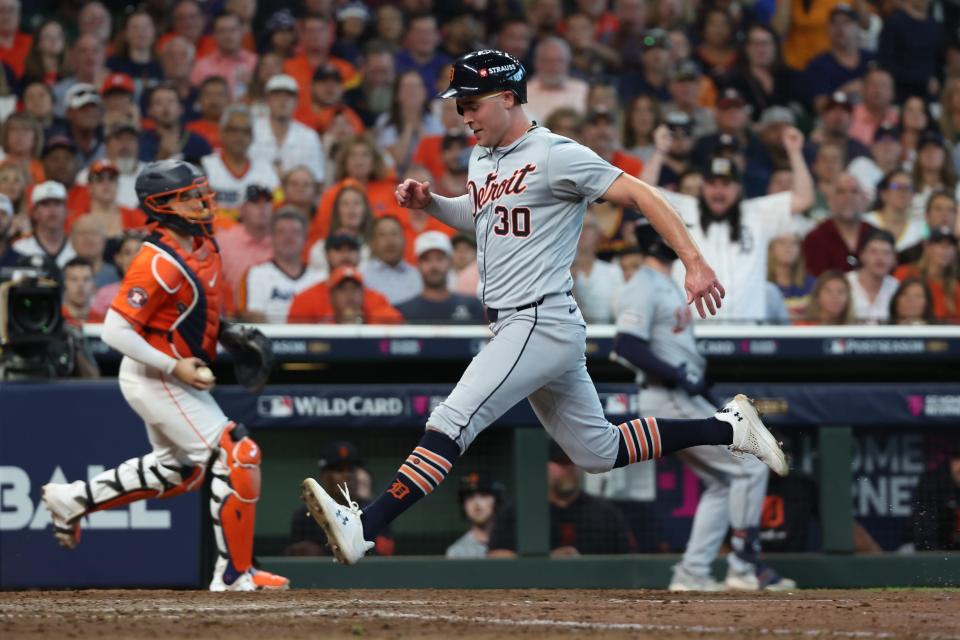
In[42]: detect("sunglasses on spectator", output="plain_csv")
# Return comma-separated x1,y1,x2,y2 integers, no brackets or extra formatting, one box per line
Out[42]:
90,172,119,182
887,182,913,192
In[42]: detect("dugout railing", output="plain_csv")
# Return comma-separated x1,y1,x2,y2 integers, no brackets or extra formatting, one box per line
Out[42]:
1,325,958,589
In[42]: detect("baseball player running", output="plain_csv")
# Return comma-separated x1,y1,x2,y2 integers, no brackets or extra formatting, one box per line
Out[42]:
301,50,788,565
41,160,288,591
611,224,795,591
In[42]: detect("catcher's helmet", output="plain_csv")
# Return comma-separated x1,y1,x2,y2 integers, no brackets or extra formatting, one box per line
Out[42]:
136,160,217,237
439,50,527,104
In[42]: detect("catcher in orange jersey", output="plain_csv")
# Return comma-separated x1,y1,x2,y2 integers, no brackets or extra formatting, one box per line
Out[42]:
41,160,288,591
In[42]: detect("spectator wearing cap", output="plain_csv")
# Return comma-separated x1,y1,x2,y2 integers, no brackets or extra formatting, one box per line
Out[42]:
139,84,212,164
70,159,146,240
40,135,91,220
878,0,945,101
848,68,899,148
805,91,870,166
564,12,620,80
342,44,396,128
185,76,230,150
911,131,960,220
69,214,118,289
156,1,215,63
865,169,928,251
239,207,325,323
99,73,137,124
393,13,451,98
58,83,105,167
847,123,903,201
572,211,625,324
446,471,504,559
11,180,76,268
0,112,45,184
525,37,590,123
332,4,370,66
295,64,365,137
262,10,297,59
53,35,109,119
656,128,814,322
287,441,395,557
157,36,200,122
773,0,869,71
396,231,484,324
640,112,696,190
92,118,144,210
900,191,958,265
804,4,875,110
803,172,877,276
289,233,363,321
488,440,632,558
250,74,326,184
576,109,641,180
201,104,280,226
283,14,358,114
106,11,163,88
619,29,672,104
846,229,900,323
0,0,32,80
362,215,423,305
190,13,257,99
663,60,715,138
894,226,960,323
290,264,403,324
215,184,276,294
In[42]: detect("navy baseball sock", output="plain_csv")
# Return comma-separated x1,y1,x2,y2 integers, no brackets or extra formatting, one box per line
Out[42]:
361,429,460,539
612,417,732,467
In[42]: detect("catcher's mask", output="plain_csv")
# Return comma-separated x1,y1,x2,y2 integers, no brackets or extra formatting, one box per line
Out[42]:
136,160,217,237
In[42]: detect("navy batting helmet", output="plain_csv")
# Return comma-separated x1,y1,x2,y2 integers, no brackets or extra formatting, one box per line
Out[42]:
439,50,527,105
458,471,504,505
136,160,217,237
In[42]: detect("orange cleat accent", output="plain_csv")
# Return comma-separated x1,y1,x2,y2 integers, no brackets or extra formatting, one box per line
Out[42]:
250,568,289,590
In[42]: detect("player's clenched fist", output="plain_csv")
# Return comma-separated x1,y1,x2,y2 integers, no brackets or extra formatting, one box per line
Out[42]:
781,126,805,154
396,179,433,209
173,356,216,391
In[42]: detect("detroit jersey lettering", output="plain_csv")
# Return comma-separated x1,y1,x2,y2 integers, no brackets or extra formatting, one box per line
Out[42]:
467,127,622,308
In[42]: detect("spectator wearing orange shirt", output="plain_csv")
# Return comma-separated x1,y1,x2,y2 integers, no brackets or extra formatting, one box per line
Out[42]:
60,257,99,326
288,237,401,324
284,14,358,113
0,0,33,79
326,266,404,325
186,77,231,150
295,64,365,136
412,97,476,181
581,108,644,178
848,68,899,148
190,13,258,99
307,135,400,247
67,159,146,239
157,1,216,61
894,227,960,323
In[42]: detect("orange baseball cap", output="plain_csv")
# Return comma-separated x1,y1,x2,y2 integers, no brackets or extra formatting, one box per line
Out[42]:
89,158,120,175
329,266,364,289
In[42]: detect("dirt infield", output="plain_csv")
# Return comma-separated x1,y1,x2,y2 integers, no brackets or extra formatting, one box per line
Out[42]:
1,589,957,639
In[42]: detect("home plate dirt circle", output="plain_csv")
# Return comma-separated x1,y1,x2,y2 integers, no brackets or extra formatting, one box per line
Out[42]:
1,589,957,639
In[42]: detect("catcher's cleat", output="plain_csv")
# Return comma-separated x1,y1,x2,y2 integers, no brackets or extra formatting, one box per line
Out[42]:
41,481,86,549
209,557,257,592
250,568,290,590
716,394,789,477
300,478,373,565
668,564,725,592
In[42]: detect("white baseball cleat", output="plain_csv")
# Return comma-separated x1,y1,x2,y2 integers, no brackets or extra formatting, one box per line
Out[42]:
668,564,725,592
725,566,761,591
209,558,257,592
716,394,789,477
41,481,86,550
300,478,373,565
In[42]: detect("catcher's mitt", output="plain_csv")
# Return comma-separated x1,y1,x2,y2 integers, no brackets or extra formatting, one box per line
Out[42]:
219,322,273,392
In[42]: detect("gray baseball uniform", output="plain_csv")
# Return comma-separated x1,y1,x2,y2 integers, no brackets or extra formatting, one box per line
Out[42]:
614,266,768,578
426,127,625,471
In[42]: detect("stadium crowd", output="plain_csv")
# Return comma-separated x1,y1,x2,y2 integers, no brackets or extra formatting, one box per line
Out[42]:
0,0,958,325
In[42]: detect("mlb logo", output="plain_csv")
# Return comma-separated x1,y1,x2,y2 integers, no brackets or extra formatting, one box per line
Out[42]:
479,68,488,77
604,393,629,415
258,395,294,418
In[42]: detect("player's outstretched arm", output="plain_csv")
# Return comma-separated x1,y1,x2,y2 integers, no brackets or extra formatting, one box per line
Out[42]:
395,179,474,231
602,174,725,318
782,126,815,214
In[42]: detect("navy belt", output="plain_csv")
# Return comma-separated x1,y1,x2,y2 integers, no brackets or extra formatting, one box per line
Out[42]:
485,291,572,323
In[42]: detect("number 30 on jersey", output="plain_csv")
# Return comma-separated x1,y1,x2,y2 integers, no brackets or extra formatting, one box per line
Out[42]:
492,206,531,237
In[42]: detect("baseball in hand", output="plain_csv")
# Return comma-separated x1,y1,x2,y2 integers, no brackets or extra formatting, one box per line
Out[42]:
196,366,215,383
